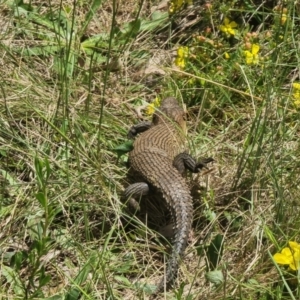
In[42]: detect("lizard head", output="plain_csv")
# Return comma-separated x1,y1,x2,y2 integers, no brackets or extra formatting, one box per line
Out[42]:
152,97,187,134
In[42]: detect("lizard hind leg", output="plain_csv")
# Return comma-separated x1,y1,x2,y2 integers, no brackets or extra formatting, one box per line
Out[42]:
123,182,149,211
173,152,214,175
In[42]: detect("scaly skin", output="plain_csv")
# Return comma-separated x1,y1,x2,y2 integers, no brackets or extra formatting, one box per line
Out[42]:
124,97,212,293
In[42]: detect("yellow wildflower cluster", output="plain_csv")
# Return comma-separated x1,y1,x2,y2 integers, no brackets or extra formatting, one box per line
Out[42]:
169,0,193,14
273,241,300,270
281,12,287,25
292,83,300,108
220,18,238,37
274,5,288,25
146,97,161,115
175,46,189,69
244,44,260,65
224,52,230,59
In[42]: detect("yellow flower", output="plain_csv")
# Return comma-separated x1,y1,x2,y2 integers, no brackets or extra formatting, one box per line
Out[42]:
177,46,189,58
146,97,161,115
169,0,184,14
281,14,287,25
220,18,238,36
175,57,185,68
174,46,189,69
244,44,260,65
273,241,300,270
224,52,230,59
292,83,300,108
292,83,300,89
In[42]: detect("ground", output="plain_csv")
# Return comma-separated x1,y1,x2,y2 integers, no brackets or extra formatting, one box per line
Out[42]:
1,0,300,299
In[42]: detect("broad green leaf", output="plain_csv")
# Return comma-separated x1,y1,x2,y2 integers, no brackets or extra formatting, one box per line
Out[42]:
82,49,107,64
10,0,33,17
0,149,7,156
0,169,17,185
27,13,67,38
44,295,62,300
39,268,51,287
20,45,61,56
80,0,104,35
81,34,110,52
114,275,131,286
35,192,46,208
53,52,77,79
44,158,51,182
206,234,224,269
139,12,169,32
118,19,141,42
10,251,25,271
34,156,44,188
134,282,156,294
205,270,224,286
1,265,24,296
0,205,14,218
124,19,141,37
64,288,80,300
73,255,97,285
112,141,134,158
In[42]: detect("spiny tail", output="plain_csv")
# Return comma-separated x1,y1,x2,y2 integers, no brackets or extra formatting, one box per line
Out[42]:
153,168,193,293
131,153,193,294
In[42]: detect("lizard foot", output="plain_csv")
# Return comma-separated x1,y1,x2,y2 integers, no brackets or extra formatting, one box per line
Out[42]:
123,182,149,211
173,152,214,175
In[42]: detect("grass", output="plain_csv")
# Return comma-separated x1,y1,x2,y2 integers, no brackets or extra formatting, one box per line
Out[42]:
1,0,300,299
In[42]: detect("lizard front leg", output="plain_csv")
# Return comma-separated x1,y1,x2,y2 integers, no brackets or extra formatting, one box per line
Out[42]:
123,182,149,211
127,121,152,139
173,152,214,175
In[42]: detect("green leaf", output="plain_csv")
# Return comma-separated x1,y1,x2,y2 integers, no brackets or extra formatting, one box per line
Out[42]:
71,255,97,284
203,208,217,222
11,0,33,16
139,12,168,32
1,265,25,296
118,19,141,41
0,169,17,185
28,14,66,38
10,251,27,271
35,192,46,208
0,205,14,218
0,149,7,156
112,141,134,158
151,11,167,21
64,288,80,300
53,52,77,79
39,274,51,287
44,295,63,300
206,234,224,269
34,156,44,188
134,282,156,294
82,49,107,64
19,45,61,56
248,278,259,285
114,275,131,286
80,0,104,36
126,19,141,37
81,33,110,51
44,158,51,182
205,270,224,286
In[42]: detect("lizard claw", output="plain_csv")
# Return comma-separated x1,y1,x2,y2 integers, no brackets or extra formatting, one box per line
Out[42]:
195,157,214,171
127,121,152,139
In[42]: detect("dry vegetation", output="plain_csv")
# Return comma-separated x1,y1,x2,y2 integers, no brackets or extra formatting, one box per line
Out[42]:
1,0,300,299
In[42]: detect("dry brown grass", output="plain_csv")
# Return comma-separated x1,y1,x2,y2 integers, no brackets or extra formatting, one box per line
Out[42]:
1,0,300,299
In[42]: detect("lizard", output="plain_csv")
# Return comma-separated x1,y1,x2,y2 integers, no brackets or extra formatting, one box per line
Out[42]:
124,97,213,294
